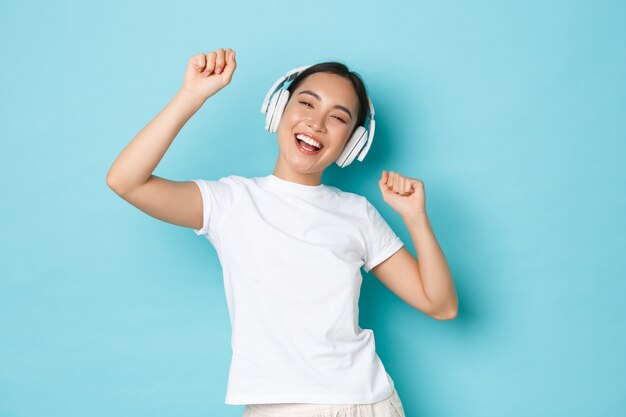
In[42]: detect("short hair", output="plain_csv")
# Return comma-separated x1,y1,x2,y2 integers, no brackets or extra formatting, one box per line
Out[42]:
286,62,369,134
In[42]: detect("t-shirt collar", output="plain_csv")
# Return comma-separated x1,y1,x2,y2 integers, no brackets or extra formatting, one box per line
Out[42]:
262,174,326,194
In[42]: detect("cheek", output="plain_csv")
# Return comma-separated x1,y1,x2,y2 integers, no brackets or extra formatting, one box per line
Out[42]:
277,107,297,131
285,106,307,121
340,126,354,141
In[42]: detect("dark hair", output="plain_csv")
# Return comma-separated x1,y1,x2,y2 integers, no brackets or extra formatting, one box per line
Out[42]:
286,62,369,135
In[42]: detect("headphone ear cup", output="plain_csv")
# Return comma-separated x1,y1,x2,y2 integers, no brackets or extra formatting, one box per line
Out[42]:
268,90,290,133
264,91,279,132
335,126,367,168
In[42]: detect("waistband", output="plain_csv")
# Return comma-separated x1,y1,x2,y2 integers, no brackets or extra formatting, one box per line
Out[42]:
245,387,398,417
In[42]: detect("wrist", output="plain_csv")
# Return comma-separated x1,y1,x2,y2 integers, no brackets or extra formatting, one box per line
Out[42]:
400,210,429,222
176,88,207,110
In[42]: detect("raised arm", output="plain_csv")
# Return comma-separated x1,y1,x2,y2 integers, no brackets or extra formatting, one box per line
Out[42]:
106,48,236,230
372,170,458,320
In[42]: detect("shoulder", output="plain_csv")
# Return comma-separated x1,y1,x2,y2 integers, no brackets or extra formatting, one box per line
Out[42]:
339,190,388,224
196,174,250,188
220,174,248,184
192,175,250,202
324,185,371,216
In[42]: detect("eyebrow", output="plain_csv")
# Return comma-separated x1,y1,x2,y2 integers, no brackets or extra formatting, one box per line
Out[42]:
297,90,353,120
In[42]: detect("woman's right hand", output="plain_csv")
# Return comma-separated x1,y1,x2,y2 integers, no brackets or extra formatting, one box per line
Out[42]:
180,48,237,102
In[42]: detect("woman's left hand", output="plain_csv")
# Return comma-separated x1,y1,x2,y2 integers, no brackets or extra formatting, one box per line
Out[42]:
378,170,426,216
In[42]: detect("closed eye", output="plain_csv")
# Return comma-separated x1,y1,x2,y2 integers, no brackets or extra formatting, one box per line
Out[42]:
299,101,346,124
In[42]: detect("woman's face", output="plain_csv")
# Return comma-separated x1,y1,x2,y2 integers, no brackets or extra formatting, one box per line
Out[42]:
275,72,360,178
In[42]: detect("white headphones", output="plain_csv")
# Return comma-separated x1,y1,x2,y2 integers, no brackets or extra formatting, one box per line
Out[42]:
260,65,376,168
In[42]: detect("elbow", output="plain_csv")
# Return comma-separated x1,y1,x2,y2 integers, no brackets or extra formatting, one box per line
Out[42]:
106,172,126,196
106,173,115,191
106,177,119,194
431,302,459,321
434,308,458,321
106,174,119,193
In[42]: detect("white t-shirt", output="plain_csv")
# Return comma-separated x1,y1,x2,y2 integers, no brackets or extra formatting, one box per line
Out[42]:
192,174,404,405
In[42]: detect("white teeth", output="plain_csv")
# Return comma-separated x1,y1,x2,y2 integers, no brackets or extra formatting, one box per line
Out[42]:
296,134,322,149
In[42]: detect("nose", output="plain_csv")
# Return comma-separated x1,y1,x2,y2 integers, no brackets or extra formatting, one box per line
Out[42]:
306,112,327,132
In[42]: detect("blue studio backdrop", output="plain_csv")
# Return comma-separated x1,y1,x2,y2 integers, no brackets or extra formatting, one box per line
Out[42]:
1,1,624,416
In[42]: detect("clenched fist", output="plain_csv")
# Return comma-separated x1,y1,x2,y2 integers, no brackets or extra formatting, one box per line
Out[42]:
180,48,237,102
378,170,427,216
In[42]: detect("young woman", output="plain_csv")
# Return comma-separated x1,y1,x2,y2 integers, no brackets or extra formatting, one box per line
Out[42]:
107,47,458,417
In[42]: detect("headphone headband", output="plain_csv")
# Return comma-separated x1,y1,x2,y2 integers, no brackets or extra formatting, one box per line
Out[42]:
260,65,311,115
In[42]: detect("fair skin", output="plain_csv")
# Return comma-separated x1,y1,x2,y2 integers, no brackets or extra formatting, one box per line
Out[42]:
106,47,458,321
273,72,360,186
373,171,458,320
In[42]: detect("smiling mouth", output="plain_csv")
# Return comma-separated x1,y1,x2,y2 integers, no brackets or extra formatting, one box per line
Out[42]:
294,134,323,155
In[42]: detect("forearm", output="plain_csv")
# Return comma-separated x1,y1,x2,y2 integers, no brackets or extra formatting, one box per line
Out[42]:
106,89,206,194
401,211,458,317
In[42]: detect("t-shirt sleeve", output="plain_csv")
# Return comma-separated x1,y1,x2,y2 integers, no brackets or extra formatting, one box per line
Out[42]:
362,199,405,273
191,176,239,239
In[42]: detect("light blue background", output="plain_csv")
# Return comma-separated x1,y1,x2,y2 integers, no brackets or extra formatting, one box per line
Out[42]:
1,1,624,416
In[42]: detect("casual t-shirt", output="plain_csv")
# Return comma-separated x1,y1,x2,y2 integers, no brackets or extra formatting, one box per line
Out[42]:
192,173,404,405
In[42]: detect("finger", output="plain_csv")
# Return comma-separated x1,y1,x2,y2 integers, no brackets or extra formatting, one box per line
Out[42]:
190,53,207,72
404,178,412,194
222,48,237,81
397,174,403,194
395,174,402,194
398,174,406,193
204,52,216,76
380,170,389,187
379,170,392,194
215,48,225,74
387,171,394,189
390,171,398,192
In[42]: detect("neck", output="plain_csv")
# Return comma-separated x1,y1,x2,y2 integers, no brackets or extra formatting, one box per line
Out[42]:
272,158,324,186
